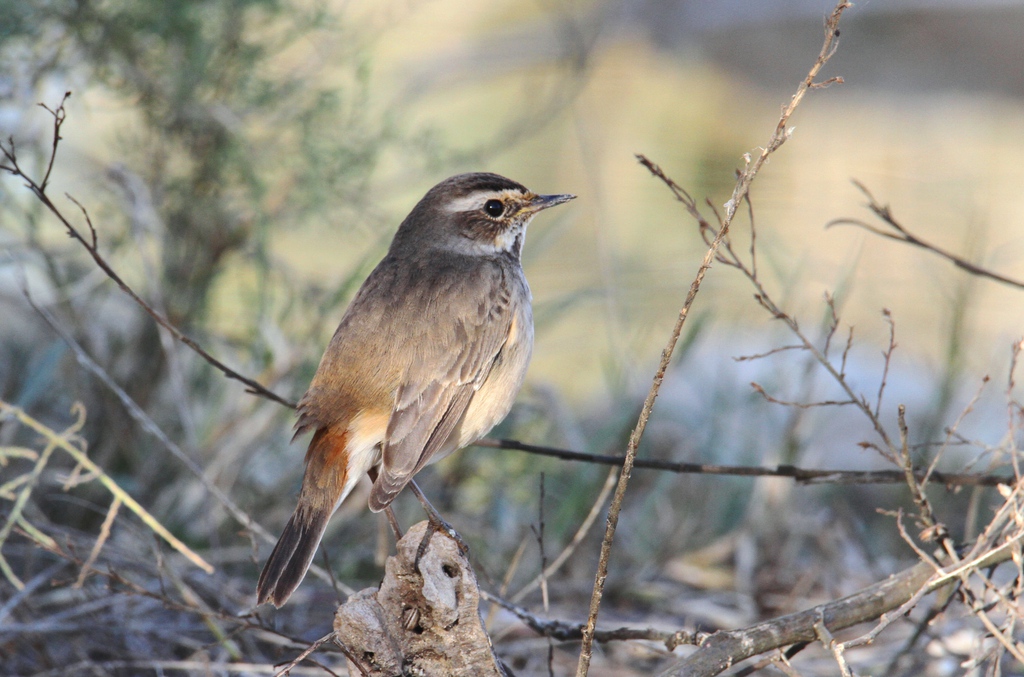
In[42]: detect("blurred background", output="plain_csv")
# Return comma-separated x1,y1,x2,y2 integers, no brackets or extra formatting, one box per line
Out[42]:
2,0,1024,674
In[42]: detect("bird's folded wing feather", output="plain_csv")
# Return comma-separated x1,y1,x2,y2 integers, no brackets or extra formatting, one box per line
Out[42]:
370,260,514,510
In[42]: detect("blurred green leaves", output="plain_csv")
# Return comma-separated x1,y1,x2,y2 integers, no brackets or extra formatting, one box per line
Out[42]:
1,0,389,328
0,0,405,506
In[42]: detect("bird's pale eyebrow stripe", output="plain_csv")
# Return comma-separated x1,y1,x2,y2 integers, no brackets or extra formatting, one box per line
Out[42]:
442,189,521,214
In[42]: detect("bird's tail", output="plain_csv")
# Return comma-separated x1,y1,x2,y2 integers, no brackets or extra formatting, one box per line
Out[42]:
257,426,353,607
256,504,332,607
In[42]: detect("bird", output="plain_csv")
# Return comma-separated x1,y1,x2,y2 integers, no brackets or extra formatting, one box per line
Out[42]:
256,172,575,607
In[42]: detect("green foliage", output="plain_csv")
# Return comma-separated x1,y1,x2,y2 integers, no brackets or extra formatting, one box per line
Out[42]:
10,1,384,307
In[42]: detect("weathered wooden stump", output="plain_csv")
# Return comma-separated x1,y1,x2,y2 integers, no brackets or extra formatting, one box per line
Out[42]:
334,521,509,676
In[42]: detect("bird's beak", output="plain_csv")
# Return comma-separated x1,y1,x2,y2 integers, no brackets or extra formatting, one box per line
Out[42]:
527,193,576,213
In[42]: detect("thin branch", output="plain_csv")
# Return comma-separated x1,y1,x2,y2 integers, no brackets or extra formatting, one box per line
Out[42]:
38,91,71,192
733,344,807,362
875,309,897,419
577,10,851,673
0,97,296,409
276,633,338,677
576,156,736,675
18,266,351,595
828,181,1024,291
745,188,758,280
1007,339,1024,480
822,291,841,357
636,155,708,229
511,466,617,604
751,381,857,409
895,406,950,549
0,401,214,574
658,553,980,677
481,590,699,651
74,495,122,587
813,612,853,677
532,473,550,612
840,325,854,378
474,438,1016,487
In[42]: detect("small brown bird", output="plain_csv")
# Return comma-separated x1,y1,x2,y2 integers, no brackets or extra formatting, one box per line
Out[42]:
257,172,574,607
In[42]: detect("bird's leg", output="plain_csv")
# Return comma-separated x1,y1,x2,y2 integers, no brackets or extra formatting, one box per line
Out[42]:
383,505,403,540
367,466,403,539
407,479,469,567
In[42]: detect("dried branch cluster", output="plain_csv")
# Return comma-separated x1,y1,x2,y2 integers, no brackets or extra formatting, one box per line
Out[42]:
0,404,357,674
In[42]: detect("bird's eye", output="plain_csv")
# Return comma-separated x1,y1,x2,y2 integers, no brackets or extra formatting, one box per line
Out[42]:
483,199,505,217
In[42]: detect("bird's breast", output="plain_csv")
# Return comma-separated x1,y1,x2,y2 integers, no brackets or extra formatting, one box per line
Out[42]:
448,296,534,453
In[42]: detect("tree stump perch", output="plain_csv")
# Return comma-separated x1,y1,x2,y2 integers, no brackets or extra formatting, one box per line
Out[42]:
334,521,509,676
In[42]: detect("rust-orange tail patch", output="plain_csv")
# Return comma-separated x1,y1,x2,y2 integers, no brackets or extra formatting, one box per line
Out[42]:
257,426,350,607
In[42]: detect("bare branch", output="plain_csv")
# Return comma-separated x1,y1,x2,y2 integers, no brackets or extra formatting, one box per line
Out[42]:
0,99,296,409
481,590,699,651
821,291,841,358
751,381,858,409
875,309,897,418
38,91,71,192
574,8,853,673
828,181,1024,291
475,437,1014,487
658,550,1004,677
19,291,349,593
813,611,853,677
733,344,807,362
840,325,854,378
511,466,617,604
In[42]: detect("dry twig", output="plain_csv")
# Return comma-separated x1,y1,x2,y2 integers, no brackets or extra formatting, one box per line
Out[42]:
19,290,351,594
576,7,851,674
0,400,214,576
829,181,1024,291
0,93,296,409
476,437,1015,487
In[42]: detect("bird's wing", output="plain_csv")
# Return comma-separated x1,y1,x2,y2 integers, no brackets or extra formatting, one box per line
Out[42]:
369,259,515,511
